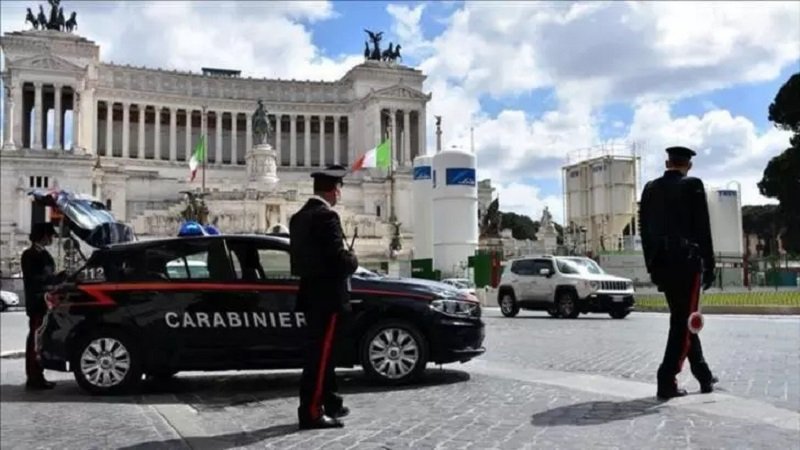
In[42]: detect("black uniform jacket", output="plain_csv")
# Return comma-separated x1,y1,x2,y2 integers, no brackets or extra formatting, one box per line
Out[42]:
640,170,715,277
289,198,359,314
20,245,57,317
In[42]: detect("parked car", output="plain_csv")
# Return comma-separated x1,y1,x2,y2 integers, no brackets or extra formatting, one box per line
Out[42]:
37,233,486,395
497,255,635,319
0,290,20,311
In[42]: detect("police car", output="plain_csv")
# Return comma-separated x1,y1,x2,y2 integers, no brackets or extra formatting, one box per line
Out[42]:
34,201,485,395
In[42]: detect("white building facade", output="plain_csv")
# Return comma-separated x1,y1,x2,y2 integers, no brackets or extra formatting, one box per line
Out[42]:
0,28,471,270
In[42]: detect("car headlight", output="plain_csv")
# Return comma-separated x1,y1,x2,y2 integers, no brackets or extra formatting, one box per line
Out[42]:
430,299,480,318
583,281,599,291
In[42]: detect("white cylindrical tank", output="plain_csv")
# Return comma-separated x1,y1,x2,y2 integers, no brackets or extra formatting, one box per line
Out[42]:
432,149,478,275
706,186,744,257
412,155,434,260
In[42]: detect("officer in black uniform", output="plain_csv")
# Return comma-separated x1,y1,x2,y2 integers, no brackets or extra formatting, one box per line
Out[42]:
20,222,62,390
290,164,359,429
640,146,719,399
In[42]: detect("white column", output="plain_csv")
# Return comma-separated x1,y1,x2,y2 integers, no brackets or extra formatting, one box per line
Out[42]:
71,89,80,151
275,114,282,164
319,115,326,167
245,111,252,156
33,82,43,150
121,102,130,158
53,84,63,150
11,82,23,150
375,107,382,145
403,110,411,166
2,85,16,150
185,108,192,160
92,99,99,155
290,114,297,167
154,106,161,160
418,108,426,157
304,115,311,167
105,100,113,156
389,108,397,165
230,112,238,165
333,115,340,165
138,105,145,159
169,107,177,161
216,111,223,164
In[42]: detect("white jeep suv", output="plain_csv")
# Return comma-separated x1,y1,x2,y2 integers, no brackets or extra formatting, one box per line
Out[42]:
497,256,635,319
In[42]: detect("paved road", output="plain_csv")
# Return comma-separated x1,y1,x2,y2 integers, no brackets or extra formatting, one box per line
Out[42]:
0,311,26,354
480,309,800,412
1,310,798,448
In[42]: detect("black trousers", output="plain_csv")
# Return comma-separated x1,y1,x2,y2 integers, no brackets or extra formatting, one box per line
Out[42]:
298,308,343,420
657,271,713,389
26,314,45,382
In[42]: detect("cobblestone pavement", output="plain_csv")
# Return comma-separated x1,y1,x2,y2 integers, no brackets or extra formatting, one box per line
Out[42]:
1,311,798,449
480,309,800,412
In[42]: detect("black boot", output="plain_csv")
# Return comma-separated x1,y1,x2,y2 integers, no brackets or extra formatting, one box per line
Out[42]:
25,379,55,390
299,414,344,430
326,405,350,418
700,376,719,394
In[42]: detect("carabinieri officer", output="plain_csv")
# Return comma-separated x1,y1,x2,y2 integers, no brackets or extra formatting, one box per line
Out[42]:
290,164,359,429
640,146,719,399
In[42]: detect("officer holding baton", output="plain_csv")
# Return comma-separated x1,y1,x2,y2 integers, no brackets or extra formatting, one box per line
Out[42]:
640,146,719,399
290,164,359,429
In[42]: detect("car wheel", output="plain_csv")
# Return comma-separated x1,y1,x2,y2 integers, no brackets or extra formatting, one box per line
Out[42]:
557,291,579,319
547,309,559,318
360,320,428,385
72,329,143,395
609,309,630,319
499,292,520,317
0,301,7,312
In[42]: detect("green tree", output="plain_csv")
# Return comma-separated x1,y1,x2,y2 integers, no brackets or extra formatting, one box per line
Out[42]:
759,72,800,254
500,211,538,240
768,72,800,147
741,205,781,256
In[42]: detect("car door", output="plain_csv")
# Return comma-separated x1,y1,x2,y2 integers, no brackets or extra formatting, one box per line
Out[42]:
225,238,305,367
126,238,249,369
529,259,556,302
509,259,536,303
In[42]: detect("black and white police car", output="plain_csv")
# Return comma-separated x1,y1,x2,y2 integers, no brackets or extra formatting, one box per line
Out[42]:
32,191,485,394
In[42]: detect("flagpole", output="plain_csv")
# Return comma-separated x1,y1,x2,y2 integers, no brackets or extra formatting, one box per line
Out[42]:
201,105,207,196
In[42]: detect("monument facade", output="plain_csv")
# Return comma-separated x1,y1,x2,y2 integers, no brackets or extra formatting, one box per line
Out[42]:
0,8,495,273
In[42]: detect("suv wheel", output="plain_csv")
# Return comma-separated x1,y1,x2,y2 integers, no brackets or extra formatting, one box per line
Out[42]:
72,329,143,395
499,292,520,317
547,309,560,318
609,309,630,319
557,291,579,319
0,301,7,312
360,320,428,385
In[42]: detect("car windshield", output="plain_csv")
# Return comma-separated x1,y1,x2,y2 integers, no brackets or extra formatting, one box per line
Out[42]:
556,257,605,275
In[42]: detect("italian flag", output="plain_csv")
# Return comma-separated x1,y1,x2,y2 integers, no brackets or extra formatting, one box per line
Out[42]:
189,136,206,182
352,139,391,171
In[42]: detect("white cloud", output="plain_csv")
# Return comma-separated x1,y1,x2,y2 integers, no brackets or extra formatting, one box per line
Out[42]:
1,0,356,81
626,101,791,205
494,182,564,225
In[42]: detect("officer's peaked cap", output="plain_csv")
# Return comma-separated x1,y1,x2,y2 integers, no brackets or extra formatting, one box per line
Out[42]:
30,222,56,241
665,146,697,160
311,164,348,182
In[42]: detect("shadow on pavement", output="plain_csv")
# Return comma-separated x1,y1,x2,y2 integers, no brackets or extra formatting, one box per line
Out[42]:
118,423,299,449
531,397,665,426
0,368,470,409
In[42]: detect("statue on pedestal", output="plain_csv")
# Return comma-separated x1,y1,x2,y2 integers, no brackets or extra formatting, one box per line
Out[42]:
247,100,279,186
252,100,273,146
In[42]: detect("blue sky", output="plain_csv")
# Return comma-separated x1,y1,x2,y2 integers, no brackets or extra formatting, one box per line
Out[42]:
1,0,798,222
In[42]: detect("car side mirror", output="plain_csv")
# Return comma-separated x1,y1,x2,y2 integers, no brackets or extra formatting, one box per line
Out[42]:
539,268,552,277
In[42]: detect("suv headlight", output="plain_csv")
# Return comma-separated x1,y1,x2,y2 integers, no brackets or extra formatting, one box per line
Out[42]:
583,281,599,291
430,299,480,318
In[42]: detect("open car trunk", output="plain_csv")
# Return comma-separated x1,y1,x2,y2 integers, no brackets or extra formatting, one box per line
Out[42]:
28,189,135,248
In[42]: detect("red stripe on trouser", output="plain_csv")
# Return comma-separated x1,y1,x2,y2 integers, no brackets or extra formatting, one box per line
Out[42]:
310,313,338,420
677,273,702,373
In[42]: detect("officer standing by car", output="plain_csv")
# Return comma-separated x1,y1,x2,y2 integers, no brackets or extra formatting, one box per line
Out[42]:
20,222,62,390
290,164,359,429
640,146,719,399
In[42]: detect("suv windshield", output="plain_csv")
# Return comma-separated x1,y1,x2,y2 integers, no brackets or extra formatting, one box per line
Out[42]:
556,257,605,275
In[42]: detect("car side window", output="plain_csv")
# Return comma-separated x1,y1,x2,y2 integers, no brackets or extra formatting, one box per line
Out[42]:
531,259,554,276
143,239,233,282
225,239,296,281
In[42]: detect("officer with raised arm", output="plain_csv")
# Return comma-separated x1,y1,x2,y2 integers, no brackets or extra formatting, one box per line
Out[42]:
290,164,359,429
640,146,719,400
